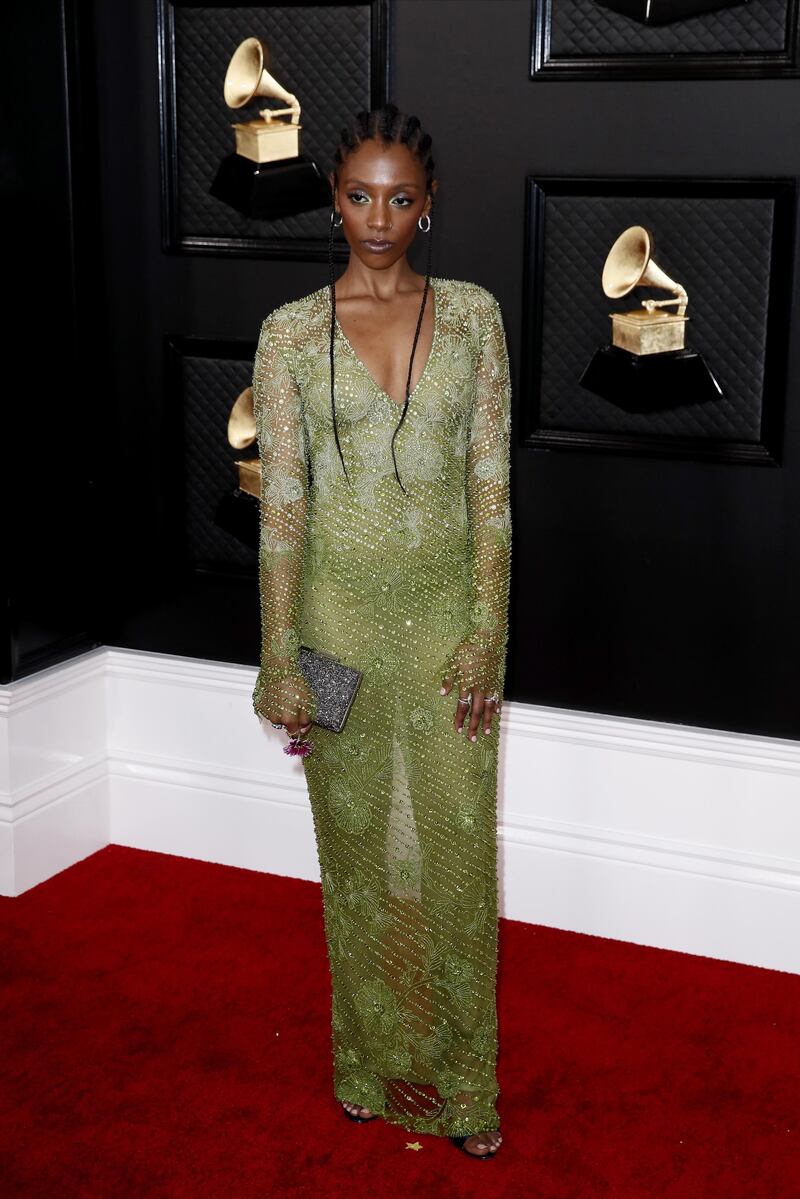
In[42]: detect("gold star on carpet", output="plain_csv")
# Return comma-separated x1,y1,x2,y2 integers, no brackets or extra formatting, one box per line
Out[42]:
405,1141,423,1151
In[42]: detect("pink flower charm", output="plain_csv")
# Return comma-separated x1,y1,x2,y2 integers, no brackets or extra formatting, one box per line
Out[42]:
284,736,313,757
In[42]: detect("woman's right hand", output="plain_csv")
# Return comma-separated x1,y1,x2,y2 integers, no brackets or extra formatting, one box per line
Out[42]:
273,705,313,738
258,669,315,737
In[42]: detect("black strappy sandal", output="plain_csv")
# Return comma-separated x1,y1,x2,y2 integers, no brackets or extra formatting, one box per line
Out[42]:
341,1102,380,1124
449,1132,501,1159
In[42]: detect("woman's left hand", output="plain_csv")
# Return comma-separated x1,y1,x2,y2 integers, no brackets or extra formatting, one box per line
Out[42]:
439,675,500,741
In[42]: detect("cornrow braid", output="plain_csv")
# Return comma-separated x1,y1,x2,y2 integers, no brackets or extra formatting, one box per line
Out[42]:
328,103,436,494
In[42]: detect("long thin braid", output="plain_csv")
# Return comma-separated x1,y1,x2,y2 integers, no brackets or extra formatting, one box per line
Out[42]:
328,103,436,492
328,207,351,488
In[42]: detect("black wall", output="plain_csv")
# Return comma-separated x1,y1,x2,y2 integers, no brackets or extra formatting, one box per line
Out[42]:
5,3,109,679
6,0,799,740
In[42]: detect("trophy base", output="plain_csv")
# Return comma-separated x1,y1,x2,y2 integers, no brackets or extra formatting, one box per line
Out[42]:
210,152,331,220
579,344,725,413
594,0,749,23
234,456,260,501
611,309,688,355
232,120,301,164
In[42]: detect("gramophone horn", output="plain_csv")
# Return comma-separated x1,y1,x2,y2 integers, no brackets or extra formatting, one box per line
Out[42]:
602,225,687,316
228,386,256,450
224,36,298,115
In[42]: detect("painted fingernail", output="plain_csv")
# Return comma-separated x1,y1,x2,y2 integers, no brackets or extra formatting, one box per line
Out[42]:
470,734,477,742
439,687,446,695
484,727,491,734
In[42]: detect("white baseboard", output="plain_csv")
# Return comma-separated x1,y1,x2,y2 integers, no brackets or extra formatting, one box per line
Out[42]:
0,651,109,896
2,647,798,973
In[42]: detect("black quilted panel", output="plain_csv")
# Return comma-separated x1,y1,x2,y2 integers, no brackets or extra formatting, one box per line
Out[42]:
181,350,258,569
172,4,373,241
536,193,778,439
549,0,789,54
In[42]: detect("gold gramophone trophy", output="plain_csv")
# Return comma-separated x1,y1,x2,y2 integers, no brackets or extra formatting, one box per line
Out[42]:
213,384,262,550
229,386,260,501
210,36,331,220
579,225,724,412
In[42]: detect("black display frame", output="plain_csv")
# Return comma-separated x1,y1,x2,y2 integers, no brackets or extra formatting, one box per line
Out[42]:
164,334,261,576
530,0,800,79
520,174,797,464
156,0,391,259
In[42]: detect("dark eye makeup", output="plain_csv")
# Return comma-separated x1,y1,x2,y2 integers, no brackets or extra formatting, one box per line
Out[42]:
347,190,413,207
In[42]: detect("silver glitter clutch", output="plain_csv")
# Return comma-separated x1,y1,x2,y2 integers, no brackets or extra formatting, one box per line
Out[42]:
298,645,363,733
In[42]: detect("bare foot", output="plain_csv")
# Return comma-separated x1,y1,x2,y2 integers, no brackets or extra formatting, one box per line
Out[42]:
342,1101,377,1120
461,1129,503,1156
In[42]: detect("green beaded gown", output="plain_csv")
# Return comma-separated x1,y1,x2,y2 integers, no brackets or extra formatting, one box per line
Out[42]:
252,276,512,1138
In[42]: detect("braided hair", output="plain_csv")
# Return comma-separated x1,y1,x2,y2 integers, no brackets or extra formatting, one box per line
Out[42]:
328,103,436,494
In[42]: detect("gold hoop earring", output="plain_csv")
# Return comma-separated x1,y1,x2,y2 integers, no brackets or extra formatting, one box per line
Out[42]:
418,214,431,233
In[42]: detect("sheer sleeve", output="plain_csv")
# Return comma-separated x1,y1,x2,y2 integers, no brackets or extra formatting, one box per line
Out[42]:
251,312,318,724
446,292,512,700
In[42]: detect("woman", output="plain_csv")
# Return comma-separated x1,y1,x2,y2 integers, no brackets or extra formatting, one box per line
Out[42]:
252,104,512,1159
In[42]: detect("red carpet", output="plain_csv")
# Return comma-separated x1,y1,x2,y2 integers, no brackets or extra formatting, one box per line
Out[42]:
1,845,797,1198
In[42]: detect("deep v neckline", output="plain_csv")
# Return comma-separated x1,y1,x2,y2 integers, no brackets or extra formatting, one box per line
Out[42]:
332,278,441,409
